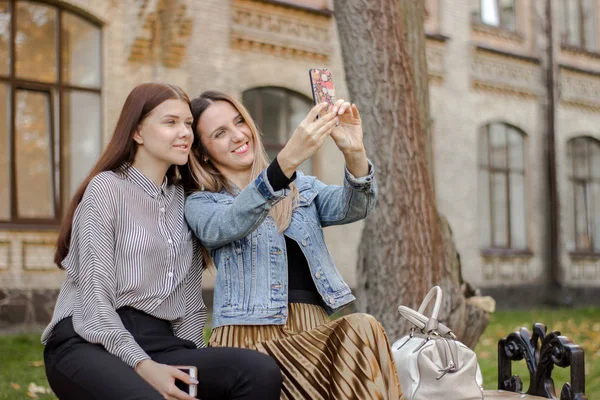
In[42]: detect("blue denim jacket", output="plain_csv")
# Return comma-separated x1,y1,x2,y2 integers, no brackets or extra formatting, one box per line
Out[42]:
184,161,377,329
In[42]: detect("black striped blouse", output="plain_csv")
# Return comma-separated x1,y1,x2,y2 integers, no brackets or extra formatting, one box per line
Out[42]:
41,165,207,368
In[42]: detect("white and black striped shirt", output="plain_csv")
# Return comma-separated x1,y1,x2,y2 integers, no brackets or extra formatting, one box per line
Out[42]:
41,165,207,368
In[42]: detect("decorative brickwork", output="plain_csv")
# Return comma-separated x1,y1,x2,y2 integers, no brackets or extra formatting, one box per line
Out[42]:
230,0,331,61
128,0,193,68
559,68,600,112
471,48,542,99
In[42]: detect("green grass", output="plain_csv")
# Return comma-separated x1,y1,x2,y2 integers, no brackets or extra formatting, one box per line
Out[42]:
475,307,600,398
1,309,598,399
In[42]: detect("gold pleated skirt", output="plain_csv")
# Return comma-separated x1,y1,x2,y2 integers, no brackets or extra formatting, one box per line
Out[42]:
209,303,402,400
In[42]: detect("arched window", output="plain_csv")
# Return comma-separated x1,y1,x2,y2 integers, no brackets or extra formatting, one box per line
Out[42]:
567,137,600,252
0,0,102,225
478,122,527,250
242,87,313,175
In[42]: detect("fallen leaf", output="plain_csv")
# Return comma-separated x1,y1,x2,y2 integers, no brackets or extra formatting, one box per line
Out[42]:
27,360,44,368
10,382,20,390
27,382,51,395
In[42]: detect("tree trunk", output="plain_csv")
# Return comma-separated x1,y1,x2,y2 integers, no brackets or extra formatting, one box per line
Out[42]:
334,0,490,348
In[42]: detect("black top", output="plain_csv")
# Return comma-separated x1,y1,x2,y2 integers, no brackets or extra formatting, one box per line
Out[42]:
267,158,323,307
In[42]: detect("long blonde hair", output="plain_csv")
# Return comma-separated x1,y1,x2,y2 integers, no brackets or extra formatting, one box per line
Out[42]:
189,90,298,266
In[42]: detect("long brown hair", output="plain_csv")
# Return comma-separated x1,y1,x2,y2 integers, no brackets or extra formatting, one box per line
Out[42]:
189,91,298,266
54,82,197,268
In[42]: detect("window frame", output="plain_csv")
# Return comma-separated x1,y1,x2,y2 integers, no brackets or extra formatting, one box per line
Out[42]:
560,0,596,52
0,0,102,228
479,122,530,253
471,0,518,32
567,136,600,254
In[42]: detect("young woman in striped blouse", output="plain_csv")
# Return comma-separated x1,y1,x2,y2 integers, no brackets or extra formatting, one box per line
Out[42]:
41,83,282,400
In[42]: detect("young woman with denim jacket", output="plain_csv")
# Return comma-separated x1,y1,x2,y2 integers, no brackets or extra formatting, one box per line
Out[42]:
184,90,402,400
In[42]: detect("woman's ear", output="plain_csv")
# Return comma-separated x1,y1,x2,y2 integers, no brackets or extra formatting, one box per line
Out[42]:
133,128,144,145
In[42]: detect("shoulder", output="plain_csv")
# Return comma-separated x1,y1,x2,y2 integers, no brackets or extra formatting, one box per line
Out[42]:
294,171,317,190
81,171,123,207
186,189,232,204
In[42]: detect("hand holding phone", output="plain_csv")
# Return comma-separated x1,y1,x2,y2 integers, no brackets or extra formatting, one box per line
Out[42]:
174,365,198,397
309,68,336,118
135,360,198,399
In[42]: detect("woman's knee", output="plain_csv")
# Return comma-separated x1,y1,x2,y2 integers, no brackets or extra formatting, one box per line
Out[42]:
234,349,282,394
344,312,380,328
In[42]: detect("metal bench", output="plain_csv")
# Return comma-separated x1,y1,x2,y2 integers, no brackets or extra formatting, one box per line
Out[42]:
483,323,587,400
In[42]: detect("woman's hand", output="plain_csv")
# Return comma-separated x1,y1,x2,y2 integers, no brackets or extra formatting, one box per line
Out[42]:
329,99,365,156
277,102,338,177
330,100,369,178
135,359,197,400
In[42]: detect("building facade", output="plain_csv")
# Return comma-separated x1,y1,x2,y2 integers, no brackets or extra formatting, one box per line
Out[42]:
1,0,599,327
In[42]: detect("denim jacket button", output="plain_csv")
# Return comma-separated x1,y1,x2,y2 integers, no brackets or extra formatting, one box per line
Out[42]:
328,297,335,305
315,272,321,279
301,239,307,246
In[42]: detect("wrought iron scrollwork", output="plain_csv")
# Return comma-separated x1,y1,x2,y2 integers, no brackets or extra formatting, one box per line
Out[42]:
497,323,587,400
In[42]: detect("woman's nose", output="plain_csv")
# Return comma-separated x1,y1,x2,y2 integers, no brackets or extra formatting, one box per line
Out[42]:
231,127,246,142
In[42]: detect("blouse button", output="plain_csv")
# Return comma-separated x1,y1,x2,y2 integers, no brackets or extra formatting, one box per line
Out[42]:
167,239,173,244
168,272,174,278
159,207,165,213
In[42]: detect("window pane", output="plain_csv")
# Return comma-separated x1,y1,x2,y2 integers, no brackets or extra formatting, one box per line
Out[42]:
499,0,516,30
0,83,9,220
583,0,595,50
509,172,527,248
0,2,10,76
479,127,489,166
243,87,314,173
572,138,589,179
594,183,600,252
62,12,101,88
288,94,312,175
481,0,500,26
507,128,524,170
491,172,508,247
574,182,590,250
15,2,57,83
566,0,581,47
246,89,284,146
63,91,101,198
489,123,507,169
591,140,600,179
479,169,491,248
15,89,54,219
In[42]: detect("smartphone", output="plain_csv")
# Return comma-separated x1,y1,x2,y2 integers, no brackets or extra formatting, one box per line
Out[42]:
309,68,336,118
174,365,198,397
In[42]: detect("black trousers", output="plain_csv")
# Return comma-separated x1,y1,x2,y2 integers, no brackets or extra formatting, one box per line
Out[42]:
44,308,282,399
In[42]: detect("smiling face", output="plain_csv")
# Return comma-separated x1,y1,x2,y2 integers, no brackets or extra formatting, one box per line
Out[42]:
196,100,255,183
133,98,194,170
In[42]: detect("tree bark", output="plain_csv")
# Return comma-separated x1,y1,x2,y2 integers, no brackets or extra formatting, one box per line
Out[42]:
334,0,489,348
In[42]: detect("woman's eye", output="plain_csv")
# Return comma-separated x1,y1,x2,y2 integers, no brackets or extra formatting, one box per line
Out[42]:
166,120,175,124
185,121,193,126
215,131,224,138
236,118,245,125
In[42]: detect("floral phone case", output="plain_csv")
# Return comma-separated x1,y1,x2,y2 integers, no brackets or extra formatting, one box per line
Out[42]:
309,68,336,118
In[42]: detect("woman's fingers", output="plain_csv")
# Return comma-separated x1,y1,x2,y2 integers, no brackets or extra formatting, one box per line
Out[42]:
317,116,338,138
167,367,197,400
351,103,361,119
307,102,330,121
